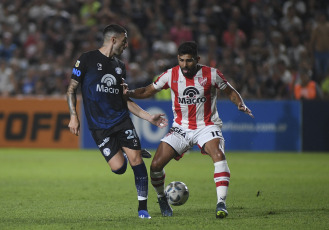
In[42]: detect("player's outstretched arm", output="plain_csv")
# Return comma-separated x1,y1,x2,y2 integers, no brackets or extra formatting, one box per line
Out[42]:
67,79,81,136
124,83,158,99
224,82,254,118
127,99,168,128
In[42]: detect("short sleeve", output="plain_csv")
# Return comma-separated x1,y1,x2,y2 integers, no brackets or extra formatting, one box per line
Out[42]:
153,70,170,90
215,69,228,90
71,53,87,82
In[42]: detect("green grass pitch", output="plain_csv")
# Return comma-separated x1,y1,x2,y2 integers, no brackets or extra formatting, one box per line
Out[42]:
0,149,328,230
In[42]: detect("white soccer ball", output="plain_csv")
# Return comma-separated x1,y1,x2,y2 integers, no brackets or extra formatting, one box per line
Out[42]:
165,181,189,206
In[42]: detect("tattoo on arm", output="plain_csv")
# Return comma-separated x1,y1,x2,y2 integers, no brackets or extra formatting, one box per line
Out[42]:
67,79,79,116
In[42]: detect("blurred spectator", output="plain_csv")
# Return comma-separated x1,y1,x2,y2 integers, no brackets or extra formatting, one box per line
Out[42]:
0,0,327,100
0,60,15,96
127,22,143,60
80,25,101,52
276,60,293,96
170,15,193,46
286,31,307,67
267,31,288,66
201,0,226,41
34,77,48,95
97,0,117,24
126,62,151,90
310,12,329,82
28,0,54,21
267,47,290,75
206,35,220,67
261,69,289,99
294,70,322,100
282,0,306,17
152,32,177,57
0,32,16,62
241,75,262,99
80,0,101,27
128,0,152,32
280,5,303,33
247,31,269,67
222,20,247,50
21,67,38,95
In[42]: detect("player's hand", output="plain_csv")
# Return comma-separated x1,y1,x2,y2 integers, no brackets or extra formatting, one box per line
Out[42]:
238,102,254,118
68,115,80,136
149,113,168,128
121,78,128,95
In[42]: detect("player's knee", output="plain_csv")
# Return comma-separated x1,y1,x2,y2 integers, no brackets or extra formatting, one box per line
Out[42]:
112,158,128,175
207,149,225,161
150,160,163,172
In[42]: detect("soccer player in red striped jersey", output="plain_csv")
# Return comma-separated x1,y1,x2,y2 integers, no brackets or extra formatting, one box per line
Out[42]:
124,41,254,218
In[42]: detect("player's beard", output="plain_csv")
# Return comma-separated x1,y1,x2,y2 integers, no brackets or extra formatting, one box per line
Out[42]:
181,66,197,78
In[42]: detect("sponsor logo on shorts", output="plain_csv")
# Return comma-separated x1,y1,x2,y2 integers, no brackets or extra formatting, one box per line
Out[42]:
169,127,186,138
98,137,110,148
103,148,111,156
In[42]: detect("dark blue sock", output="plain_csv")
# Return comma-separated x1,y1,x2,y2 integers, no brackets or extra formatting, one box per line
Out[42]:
132,162,148,210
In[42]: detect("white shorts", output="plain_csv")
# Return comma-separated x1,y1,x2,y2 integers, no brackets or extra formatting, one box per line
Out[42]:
161,123,225,155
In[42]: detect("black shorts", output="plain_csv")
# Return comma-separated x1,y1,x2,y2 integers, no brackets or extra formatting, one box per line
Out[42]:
90,117,141,162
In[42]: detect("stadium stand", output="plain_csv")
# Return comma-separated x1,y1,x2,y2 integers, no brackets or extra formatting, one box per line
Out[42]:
0,0,328,100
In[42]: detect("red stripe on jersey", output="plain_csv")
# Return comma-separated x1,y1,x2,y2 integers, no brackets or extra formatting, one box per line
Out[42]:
154,70,169,89
186,76,197,129
215,69,228,89
214,172,231,178
216,69,227,82
171,66,182,125
216,181,229,187
202,67,214,126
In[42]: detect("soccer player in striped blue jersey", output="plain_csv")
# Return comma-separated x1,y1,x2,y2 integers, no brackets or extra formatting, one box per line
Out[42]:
67,24,167,219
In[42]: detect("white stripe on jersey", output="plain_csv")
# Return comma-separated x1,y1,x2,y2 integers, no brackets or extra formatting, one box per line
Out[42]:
153,65,228,130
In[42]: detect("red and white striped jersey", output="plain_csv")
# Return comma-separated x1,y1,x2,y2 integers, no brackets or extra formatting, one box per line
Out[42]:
153,65,228,130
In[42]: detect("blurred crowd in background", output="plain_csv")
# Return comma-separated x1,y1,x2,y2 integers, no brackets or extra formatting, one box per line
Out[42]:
0,0,329,100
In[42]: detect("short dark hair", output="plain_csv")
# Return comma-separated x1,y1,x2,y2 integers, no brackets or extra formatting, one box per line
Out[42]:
178,41,198,57
103,24,127,38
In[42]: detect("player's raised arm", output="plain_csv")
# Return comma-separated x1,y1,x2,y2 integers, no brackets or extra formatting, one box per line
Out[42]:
124,83,158,99
66,79,80,135
223,82,254,118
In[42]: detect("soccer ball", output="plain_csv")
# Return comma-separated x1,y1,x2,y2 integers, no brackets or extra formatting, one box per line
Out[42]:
165,181,189,206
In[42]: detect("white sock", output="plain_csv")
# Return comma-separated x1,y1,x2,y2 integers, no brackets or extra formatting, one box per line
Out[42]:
214,160,230,204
